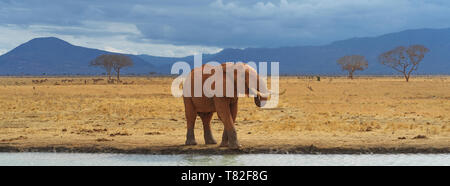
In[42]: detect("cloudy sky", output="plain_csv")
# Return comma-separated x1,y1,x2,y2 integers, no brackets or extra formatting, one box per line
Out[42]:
1,0,450,57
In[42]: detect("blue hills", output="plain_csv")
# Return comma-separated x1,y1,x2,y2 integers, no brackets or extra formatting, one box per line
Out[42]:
1,28,449,75
0,37,154,75
200,28,450,75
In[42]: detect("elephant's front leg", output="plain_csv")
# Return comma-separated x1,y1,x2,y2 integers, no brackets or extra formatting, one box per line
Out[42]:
220,100,238,147
220,130,228,147
184,98,197,145
215,98,240,149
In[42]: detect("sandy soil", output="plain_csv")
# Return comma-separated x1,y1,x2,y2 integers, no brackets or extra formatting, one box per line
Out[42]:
0,76,449,154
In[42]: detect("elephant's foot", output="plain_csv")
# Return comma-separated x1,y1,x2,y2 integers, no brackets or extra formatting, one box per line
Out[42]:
185,128,197,145
204,132,217,144
220,130,228,147
219,139,241,149
185,139,197,145
219,141,228,147
228,141,241,149
220,142,241,149
205,138,217,145
224,128,240,149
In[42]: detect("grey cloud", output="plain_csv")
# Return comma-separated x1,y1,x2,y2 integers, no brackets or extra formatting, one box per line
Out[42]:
1,0,450,48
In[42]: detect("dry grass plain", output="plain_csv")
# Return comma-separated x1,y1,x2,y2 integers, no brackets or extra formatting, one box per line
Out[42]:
0,76,449,154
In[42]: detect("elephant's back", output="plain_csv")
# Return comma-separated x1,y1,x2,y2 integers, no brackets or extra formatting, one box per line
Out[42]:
182,65,215,98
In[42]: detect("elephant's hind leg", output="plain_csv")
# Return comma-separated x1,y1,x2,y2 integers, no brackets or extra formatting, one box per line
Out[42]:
183,98,197,145
199,112,217,144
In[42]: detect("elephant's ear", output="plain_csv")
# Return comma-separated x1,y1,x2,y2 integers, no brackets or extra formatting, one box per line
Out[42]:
245,65,260,96
244,64,270,98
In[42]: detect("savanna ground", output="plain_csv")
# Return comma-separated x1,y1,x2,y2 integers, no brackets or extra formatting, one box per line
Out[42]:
0,76,449,154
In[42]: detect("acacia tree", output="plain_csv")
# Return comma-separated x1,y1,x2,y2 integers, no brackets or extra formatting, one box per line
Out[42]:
90,54,113,80
337,55,368,79
378,45,429,82
90,54,133,82
111,55,133,82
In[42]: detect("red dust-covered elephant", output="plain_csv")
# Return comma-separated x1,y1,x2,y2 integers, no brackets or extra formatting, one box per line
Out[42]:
182,63,272,149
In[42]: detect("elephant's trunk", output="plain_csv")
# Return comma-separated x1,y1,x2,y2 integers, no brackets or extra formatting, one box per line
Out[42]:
250,88,286,108
245,65,285,108
254,94,265,107
250,87,269,107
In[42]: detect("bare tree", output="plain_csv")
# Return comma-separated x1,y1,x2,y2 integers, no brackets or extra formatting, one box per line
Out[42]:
90,54,133,82
337,55,368,79
90,54,113,80
378,45,429,82
111,55,133,82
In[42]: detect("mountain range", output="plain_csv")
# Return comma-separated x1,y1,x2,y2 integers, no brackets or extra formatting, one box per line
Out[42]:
0,28,449,75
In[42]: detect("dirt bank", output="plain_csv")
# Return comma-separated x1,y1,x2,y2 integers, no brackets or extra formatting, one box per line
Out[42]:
1,144,449,154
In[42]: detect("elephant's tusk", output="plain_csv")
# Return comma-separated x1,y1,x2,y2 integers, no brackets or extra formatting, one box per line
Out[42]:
250,88,269,98
258,92,270,98
249,88,259,96
269,89,287,96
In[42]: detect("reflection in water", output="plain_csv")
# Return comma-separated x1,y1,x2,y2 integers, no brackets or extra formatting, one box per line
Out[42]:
0,153,449,166
181,155,243,166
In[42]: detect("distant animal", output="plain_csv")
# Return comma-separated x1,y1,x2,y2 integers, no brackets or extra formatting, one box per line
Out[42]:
92,78,104,84
182,63,280,149
122,81,134,85
108,79,116,84
61,79,74,83
32,79,48,84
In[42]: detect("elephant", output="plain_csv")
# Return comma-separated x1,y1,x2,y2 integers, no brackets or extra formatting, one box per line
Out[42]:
182,62,271,149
